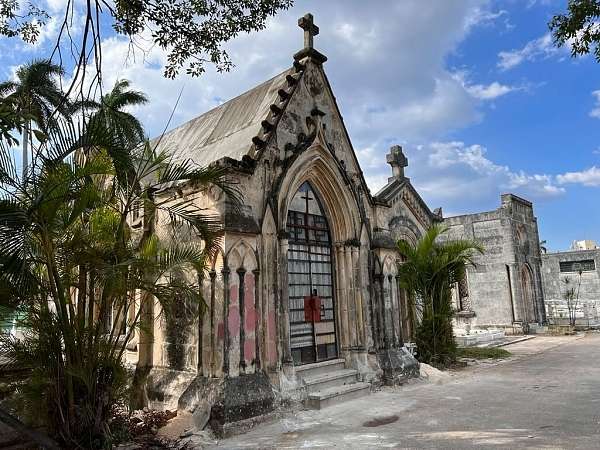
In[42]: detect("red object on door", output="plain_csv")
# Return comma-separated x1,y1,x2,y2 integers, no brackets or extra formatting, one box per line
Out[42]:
304,295,321,322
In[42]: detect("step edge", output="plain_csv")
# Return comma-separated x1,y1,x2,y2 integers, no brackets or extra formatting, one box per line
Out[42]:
294,358,346,372
301,369,358,385
307,382,370,401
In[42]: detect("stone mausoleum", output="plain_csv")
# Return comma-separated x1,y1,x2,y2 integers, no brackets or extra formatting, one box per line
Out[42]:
130,14,442,432
441,194,547,335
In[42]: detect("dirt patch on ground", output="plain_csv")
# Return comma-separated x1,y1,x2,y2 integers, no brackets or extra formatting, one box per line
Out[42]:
363,415,399,427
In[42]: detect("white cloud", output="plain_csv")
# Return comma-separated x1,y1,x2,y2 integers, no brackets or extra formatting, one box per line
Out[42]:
451,71,522,101
465,7,511,31
465,81,515,100
366,141,564,213
557,167,600,187
590,90,600,119
497,33,558,70
19,0,563,213
84,0,504,144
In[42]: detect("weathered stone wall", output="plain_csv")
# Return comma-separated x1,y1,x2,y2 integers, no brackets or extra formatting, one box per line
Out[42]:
541,250,600,301
541,249,600,326
442,194,545,331
141,54,422,420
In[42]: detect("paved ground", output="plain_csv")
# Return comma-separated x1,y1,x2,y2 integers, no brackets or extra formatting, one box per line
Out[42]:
208,333,600,449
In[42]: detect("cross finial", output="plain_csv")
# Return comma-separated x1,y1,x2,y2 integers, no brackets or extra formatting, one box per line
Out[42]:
299,13,319,49
386,145,408,180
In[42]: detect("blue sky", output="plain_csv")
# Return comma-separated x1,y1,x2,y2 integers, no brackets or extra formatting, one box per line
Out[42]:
1,0,598,251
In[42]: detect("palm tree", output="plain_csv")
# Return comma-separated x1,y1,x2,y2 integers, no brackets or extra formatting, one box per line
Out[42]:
397,225,484,366
0,111,238,446
73,79,148,146
0,59,66,177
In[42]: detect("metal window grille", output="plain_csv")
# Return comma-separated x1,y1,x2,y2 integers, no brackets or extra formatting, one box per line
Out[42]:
287,182,337,365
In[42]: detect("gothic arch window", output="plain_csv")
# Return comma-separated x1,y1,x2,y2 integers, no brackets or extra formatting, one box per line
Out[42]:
286,181,337,365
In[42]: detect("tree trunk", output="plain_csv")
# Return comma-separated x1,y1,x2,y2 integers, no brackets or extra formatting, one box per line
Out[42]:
22,122,29,178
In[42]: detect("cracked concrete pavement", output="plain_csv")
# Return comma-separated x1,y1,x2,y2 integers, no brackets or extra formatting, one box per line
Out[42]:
206,333,600,449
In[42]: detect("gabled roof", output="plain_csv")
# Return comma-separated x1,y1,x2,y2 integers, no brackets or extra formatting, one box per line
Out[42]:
375,177,441,223
152,68,295,168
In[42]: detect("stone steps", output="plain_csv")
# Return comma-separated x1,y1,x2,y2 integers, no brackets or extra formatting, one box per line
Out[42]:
305,382,371,410
302,368,359,393
295,358,345,378
295,358,370,409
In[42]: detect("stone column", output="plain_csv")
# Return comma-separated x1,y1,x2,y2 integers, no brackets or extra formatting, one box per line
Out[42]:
388,275,397,348
377,274,389,349
344,245,357,349
532,264,547,325
351,246,364,349
253,269,261,370
336,243,349,352
222,267,231,375
371,274,381,350
237,268,246,374
395,275,405,346
278,235,293,366
208,270,217,377
137,290,155,367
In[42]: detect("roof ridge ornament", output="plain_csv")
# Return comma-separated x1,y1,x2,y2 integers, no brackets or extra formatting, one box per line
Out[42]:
387,145,408,181
294,13,328,64
299,13,319,49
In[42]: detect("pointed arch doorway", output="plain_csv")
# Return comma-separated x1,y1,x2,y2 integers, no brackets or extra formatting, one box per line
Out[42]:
286,182,338,365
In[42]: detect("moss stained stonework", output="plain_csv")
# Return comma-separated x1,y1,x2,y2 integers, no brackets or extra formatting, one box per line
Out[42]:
127,14,545,432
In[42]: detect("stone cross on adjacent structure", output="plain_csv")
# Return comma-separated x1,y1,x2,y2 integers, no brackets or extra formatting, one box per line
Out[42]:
299,13,319,49
387,145,409,180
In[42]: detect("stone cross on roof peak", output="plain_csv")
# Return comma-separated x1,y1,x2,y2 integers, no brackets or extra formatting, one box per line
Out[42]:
299,13,319,49
387,145,408,180
293,13,327,64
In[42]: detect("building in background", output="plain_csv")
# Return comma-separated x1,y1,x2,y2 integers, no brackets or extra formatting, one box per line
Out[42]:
441,194,546,335
571,240,599,251
541,248,600,328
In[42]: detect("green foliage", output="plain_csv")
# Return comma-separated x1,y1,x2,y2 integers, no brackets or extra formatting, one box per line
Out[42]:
549,0,600,62
457,347,511,359
0,88,236,446
0,1,49,44
415,313,457,366
71,79,148,147
0,59,67,130
0,1,294,79
397,225,484,367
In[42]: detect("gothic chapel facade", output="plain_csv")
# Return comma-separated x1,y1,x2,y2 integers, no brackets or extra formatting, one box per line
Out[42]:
133,14,442,430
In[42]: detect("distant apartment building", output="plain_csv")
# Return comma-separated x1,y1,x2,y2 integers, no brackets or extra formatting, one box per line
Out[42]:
571,240,599,251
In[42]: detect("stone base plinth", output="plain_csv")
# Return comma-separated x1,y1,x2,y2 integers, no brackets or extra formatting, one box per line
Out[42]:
376,347,420,385
178,372,275,438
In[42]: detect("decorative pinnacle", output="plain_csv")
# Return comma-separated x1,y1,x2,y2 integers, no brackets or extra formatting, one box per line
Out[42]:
298,13,319,49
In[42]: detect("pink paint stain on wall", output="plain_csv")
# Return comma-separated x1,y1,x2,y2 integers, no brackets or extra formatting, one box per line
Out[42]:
228,283,240,336
228,305,240,336
244,273,256,334
244,339,255,362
